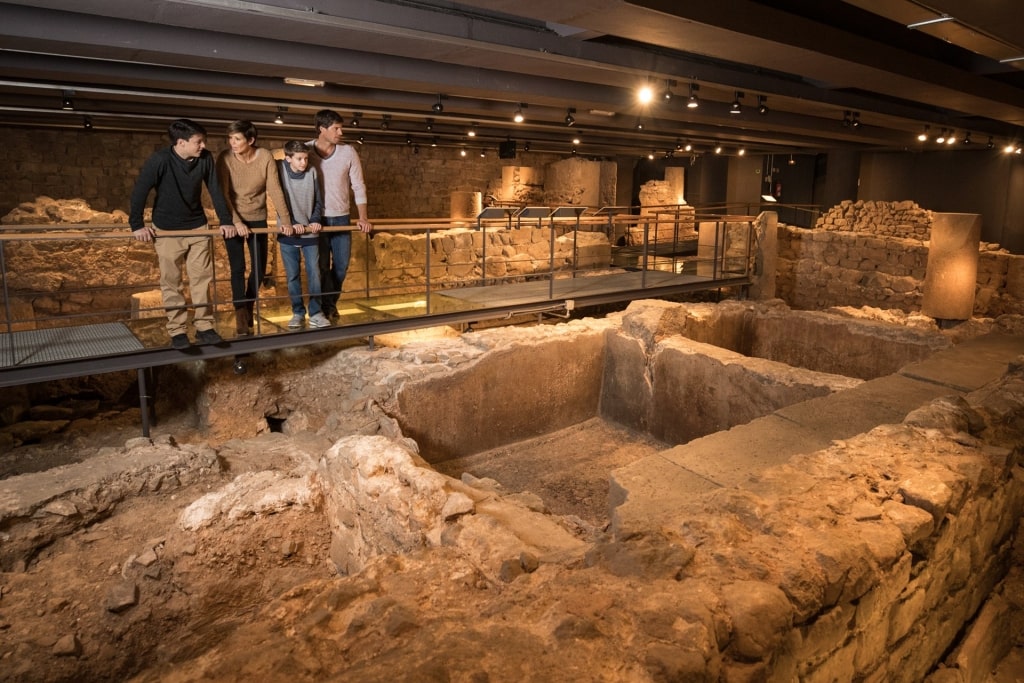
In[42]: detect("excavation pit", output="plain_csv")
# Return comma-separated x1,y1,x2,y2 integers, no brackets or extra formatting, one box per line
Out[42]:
392,301,951,523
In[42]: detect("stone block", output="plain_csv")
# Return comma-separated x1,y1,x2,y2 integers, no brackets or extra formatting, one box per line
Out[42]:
130,289,164,319
921,213,981,320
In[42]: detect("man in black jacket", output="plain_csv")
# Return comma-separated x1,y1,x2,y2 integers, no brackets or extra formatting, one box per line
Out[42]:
129,119,234,349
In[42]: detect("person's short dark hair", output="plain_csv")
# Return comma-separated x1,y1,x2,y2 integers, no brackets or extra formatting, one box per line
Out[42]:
168,118,207,143
227,120,258,141
284,140,309,156
314,109,344,133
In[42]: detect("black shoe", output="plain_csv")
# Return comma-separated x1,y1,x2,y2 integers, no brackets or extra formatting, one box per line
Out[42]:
170,333,192,350
196,328,223,345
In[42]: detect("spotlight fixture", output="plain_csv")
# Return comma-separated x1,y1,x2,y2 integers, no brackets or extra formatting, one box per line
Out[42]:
431,137,438,148
738,148,746,156
460,148,467,157
523,141,531,152
687,83,700,109
635,121,644,130
684,141,693,152
564,108,576,126
987,137,994,149
405,135,413,145
675,139,683,151
788,154,796,166
936,129,946,144
714,142,722,154
467,124,477,138
572,148,578,156
380,115,391,130
274,111,284,125
432,95,444,113
571,136,581,145
480,149,486,158
413,145,420,154
513,104,525,123
82,116,92,130
730,91,743,115
662,80,675,101
61,90,74,110
756,95,768,115
917,125,930,142
963,131,972,145
350,113,362,127
1004,143,1016,153
842,110,852,127
637,84,654,105
425,118,434,132
647,151,655,160
851,112,861,129
946,130,956,144
357,135,365,144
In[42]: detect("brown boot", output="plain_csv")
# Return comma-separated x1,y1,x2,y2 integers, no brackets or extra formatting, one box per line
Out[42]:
234,308,250,336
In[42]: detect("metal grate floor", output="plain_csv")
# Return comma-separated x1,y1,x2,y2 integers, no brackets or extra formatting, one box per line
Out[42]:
0,322,145,368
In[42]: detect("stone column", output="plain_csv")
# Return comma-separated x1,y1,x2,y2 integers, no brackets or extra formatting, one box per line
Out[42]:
921,212,981,321
450,191,482,221
749,211,777,300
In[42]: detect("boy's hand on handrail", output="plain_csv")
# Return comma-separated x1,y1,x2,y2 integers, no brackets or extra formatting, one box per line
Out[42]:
308,222,322,234
132,226,156,242
280,224,295,236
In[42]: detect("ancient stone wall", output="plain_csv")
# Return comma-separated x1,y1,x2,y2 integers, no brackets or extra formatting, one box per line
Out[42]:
776,224,1024,317
815,199,933,240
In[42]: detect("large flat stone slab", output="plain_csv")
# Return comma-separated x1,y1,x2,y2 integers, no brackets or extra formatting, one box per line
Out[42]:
899,333,1024,392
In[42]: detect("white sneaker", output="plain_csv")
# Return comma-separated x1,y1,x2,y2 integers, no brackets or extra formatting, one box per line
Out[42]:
287,314,304,329
308,312,331,328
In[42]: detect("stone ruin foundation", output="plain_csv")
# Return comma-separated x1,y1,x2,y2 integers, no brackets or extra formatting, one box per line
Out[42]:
0,299,1022,681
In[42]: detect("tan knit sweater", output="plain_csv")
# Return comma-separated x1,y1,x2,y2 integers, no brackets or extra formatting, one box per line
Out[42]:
216,146,292,227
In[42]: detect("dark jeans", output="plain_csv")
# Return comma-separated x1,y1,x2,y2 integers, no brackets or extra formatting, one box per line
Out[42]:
280,240,322,316
319,215,351,315
223,219,268,310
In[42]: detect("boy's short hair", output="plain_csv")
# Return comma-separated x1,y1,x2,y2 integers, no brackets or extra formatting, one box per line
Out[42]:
227,120,258,141
284,140,309,156
168,118,207,143
314,109,344,133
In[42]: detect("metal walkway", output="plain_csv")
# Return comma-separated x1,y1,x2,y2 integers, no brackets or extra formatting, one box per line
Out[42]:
0,268,750,388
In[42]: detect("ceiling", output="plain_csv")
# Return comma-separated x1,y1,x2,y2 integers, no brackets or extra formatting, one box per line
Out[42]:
2,0,1024,159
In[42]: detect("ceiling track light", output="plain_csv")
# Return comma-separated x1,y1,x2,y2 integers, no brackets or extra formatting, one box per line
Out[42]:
987,136,994,149
945,130,956,144
637,84,654,105
684,141,693,152
663,79,675,101
274,106,287,125
788,154,795,166
82,115,92,130
380,114,391,130
936,128,946,144
636,120,644,130
851,111,861,129
842,110,852,127
714,142,722,154
425,118,434,132
963,131,972,145
686,82,700,109
917,124,930,142
523,141,530,152
565,107,576,126
757,95,768,115
61,90,74,110
357,135,365,145
513,103,525,123
432,95,444,113
350,112,362,127
730,91,743,115
467,123,477,138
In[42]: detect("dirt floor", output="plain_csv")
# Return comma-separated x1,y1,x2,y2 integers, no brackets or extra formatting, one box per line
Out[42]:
0,406,665,682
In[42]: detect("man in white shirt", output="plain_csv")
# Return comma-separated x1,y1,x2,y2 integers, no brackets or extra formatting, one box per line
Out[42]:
307,109,373,319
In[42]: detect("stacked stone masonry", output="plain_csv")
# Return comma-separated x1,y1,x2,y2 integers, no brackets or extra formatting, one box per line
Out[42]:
780,200,1024,317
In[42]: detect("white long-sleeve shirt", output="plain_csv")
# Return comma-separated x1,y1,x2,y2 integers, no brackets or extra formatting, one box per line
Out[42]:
305,141,367,218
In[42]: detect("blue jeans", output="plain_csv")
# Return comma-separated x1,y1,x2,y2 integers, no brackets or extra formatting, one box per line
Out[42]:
280,240,322,316
319,215,351,315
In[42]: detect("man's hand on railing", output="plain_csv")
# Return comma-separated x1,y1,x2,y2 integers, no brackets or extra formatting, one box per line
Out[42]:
356,218,372,234
132,226,156,242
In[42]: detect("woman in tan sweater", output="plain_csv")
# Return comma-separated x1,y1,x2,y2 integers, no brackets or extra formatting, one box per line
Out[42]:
216,120,293,335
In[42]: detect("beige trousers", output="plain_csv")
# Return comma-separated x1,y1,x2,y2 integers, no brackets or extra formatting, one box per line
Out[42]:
153,229,215,336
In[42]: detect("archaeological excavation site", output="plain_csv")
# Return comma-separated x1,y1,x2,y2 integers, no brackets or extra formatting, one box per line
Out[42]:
4,4,1024,679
